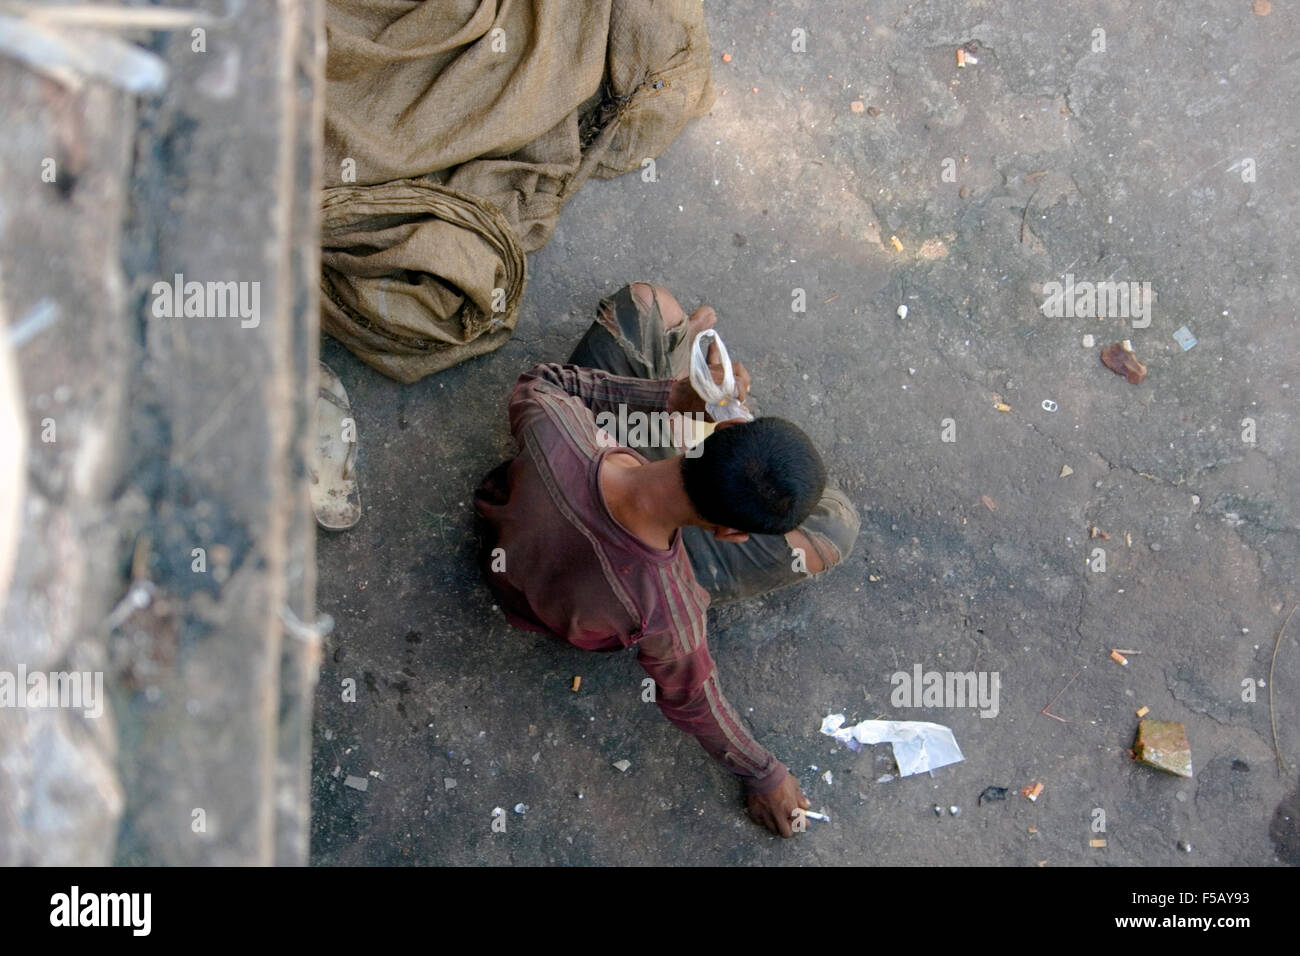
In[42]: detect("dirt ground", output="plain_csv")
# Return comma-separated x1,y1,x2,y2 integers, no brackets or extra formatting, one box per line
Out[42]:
310,0,1300,865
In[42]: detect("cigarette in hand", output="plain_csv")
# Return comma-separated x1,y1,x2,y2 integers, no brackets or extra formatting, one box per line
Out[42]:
792,809,829,822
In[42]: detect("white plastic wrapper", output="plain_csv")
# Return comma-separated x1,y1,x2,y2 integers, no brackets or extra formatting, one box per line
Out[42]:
690,329,753,423
820,713,964,777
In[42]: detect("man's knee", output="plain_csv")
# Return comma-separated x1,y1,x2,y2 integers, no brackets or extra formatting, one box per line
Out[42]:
797,486,859,573
629,282,685,331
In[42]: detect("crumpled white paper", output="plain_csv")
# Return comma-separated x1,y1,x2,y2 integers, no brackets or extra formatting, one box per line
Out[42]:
820,713,964,777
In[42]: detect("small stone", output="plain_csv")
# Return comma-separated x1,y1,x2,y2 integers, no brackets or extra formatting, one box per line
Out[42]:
823,770,833,785
897,304,908,319
958,185,969,199
492,806,504,817
344,775,369,792
850,100,865,113
514,803,527,814
949,806,961,816
1177,840,1193,852
444,777,457,791
613,759,631,772
866,105,882,117
1082,334,1095,348
933,804,944,816
1059,465,1073,478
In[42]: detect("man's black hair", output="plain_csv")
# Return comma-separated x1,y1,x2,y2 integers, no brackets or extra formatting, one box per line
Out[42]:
680,416,826,535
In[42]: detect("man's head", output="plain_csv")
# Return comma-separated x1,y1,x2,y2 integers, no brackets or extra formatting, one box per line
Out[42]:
680,416,826,537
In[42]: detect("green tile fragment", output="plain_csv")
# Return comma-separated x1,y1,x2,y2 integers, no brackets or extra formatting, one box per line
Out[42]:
1133,720,1193,778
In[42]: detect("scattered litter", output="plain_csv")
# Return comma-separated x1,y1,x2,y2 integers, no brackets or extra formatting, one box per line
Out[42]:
981,495,997,511
877,774,894,783
933,804,944,817
956,48,966,67
820,713,964,777
1041,399,1059,412
896,304,909,319
1059,465,1073,478
1110,649,1129,666
868,574,881,582
890,235,904,252
822,770,833,785
369,769,382,778
721,52,732,62
1082,334,1095,348
1177,840,1193,852
1133,720,1193,777
850,99,865,113
949,806,961,817
1253,0,1271,16
1090,838,1107,848
994,401,1011,412
571,675,582,692
1173,325,1197,350
1125,531,1133,548
492,806,505,817
1042,667,1084,723
1100,340,1148,384
444,777,457,791
1089,526,1109,540
613,759,631,773
344,775,369,792
978,785,1008,805
1136,705,1150,718
1021,781,1045,802
531,752,540,763
514,803,528,814
803,810,830,822
1027,826,1038,835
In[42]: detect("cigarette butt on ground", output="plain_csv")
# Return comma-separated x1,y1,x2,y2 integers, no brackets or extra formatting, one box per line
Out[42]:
1021,781,1044,802
1136,705,1149,718
571,675,581,692
1110,649,1129,666
1090,839,1107,848
890,235,904,252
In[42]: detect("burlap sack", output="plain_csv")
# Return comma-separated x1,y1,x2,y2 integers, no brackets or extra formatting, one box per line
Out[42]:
321,0,714,383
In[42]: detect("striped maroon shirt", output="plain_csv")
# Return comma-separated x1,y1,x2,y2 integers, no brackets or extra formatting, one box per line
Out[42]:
474,364,788,794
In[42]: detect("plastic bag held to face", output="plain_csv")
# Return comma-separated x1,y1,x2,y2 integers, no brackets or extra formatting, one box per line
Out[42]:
690,329,753,422
820,714,964,777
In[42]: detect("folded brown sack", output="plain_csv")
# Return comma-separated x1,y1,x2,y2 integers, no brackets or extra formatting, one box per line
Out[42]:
320,0,714,383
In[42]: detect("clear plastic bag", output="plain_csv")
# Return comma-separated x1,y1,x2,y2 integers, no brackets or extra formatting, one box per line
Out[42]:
689,329,753,422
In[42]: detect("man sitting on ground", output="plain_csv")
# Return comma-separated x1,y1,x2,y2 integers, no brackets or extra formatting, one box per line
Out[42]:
474,283,859,837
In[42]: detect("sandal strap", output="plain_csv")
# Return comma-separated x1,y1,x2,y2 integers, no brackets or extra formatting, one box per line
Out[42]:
318,385,350,413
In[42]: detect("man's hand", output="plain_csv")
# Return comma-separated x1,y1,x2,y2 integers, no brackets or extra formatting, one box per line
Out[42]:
667,338,751,419
746,772,811,837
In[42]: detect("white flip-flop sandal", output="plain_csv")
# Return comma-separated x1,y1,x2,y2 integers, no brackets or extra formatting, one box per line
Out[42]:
311,361,361,530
